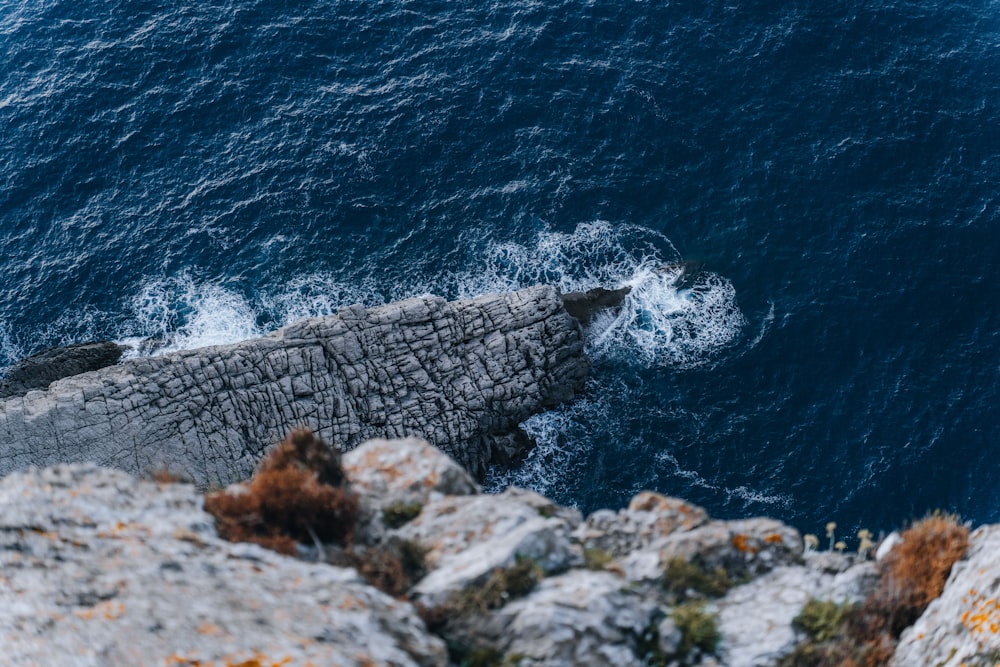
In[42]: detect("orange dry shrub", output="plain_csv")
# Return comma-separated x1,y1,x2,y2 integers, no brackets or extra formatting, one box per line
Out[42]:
781,513,970,667
204,429,358,555
852,512,970,641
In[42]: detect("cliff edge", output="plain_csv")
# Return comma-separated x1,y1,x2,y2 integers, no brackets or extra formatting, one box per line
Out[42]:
2,437,988,667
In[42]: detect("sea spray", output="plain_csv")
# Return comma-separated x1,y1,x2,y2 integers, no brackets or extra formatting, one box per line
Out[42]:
588,263,746,369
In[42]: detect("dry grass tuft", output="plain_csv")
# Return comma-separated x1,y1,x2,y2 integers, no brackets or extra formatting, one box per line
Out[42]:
256,427,346,487
204,429,358,555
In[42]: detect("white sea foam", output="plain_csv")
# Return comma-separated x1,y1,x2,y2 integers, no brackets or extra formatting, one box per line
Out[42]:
121,274,263,357
122,221,747,371
655,450,792,508
452,220,746,369
451,220,677,298
483,395,602,499
257,273,378,327
120,271,389,358
588,263,746,368
0,321,24,371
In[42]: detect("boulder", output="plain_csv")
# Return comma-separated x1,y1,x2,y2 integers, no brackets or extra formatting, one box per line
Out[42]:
396,487,583,607
483,570,662,667
619,518,803,585
342,437,478,544
716,561,878,667
560,286,632,325
575,491,710,557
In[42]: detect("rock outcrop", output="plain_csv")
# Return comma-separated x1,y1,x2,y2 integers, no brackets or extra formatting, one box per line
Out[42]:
2,437,907,667
891,524,1000,666
0,463,447,667
0,286,588,485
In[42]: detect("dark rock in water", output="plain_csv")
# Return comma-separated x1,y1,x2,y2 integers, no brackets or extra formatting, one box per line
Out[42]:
561,286,632,325
0,286,588,485
0,341,128,399
657,260,704,290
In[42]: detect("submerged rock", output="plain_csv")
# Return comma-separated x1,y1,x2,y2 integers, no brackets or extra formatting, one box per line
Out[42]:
560,285,632,325
0,286,588,485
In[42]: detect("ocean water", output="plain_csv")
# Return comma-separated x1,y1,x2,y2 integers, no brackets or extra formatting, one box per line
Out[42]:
1,0,998,541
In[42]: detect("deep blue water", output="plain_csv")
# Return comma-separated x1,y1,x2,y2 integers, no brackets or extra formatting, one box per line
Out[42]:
1,0,998,542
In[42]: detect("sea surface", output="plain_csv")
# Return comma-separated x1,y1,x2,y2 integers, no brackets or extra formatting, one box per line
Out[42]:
1,0,998,541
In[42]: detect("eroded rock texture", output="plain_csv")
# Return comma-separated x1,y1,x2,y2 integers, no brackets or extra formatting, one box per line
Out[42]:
0,464,447,667
0,286,588,485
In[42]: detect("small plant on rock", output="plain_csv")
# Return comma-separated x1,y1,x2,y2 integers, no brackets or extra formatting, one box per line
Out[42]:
793,598,854,643
352,538,429,597
583,546,615,571
663,556,731,600
204,428,358,555
451,557,544,616
421,557,545,665
382,501,423,528
779,511,970,667
672,601,721,660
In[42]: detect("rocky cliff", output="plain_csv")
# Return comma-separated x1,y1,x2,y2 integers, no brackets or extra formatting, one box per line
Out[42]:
0,285,588,485
0,286,992,667
2,437,992,667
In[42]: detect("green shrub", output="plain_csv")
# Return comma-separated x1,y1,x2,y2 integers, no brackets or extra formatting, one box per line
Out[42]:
663,556,731,599
793,599,853,643
583,547,615,571
382,501,423,528
352,538,428,597
459,558,541,614
779,512,970,667
673,601,721,658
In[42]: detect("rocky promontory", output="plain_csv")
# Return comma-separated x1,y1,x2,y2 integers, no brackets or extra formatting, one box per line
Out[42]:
0,286,588,485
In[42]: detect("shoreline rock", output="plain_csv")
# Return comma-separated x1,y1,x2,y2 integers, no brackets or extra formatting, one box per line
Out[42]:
0,286,588,485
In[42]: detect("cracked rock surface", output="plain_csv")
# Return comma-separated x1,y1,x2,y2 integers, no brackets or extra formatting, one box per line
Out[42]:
0,463,447,667
0,286,588,486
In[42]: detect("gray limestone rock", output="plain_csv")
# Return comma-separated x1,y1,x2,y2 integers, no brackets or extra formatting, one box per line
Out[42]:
619,518,803,586
396,487,583,608
0,286,588,486
0,463,447,667
716,561,878,667
575,491,710,558
585,493,802,586
484,570,662,667
342,436,479,544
